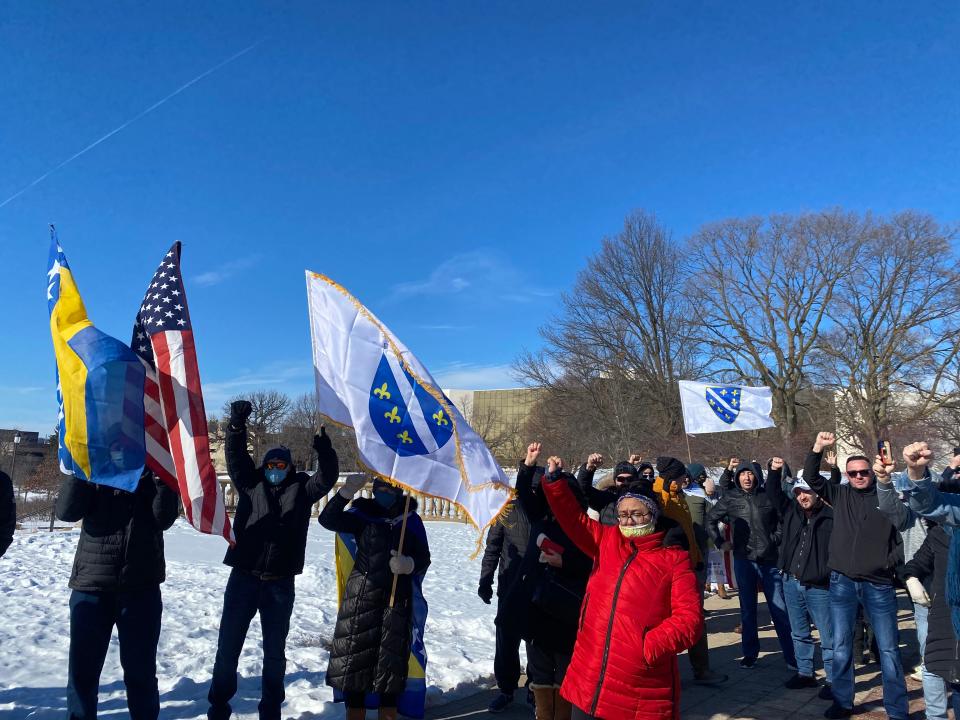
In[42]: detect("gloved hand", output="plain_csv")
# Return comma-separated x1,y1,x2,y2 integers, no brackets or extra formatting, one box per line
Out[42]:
339,474,368,498
906,577,931,608
313,426,333,455
230,400,253,428
389,550,415,575
478,583,494,604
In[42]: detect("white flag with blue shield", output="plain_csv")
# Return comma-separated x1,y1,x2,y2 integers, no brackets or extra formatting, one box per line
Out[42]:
678,380,775,434
305,271,513,532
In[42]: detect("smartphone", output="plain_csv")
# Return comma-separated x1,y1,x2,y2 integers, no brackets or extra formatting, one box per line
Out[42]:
539,537,566,555
878,440,892,465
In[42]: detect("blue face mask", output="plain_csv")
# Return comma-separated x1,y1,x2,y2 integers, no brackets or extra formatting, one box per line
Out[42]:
374,489,398,508
265,467,287,485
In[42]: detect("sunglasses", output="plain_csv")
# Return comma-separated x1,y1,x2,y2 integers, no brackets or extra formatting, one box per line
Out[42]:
266,460,289,470
847,469,871,478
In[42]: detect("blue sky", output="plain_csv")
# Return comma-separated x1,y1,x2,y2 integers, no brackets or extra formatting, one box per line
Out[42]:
2,1,958,434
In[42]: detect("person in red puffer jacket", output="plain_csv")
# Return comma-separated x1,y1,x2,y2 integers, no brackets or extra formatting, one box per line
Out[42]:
535,442,704,720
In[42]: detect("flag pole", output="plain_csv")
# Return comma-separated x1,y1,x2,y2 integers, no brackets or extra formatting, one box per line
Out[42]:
389,491,413,608
684,432,693,465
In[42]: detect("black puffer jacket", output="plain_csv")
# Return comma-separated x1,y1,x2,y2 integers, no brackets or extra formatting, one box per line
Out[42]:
222,423,338,578
0,470,14,558
804,450,902,585
479,499,530,598
55,470,180,592
706,462,780,565
499,463,593,654
903,526,960,683
766,467,833,588
320,493,430,694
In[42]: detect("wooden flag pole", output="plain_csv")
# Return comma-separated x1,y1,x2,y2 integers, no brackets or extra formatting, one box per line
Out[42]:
684,433,694,465
389,492,413,608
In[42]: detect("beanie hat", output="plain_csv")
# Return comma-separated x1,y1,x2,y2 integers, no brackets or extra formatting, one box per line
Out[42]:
613,461,639,482
261,445,293,468
656,456,687,482
686,463,707,483
616,492,660,522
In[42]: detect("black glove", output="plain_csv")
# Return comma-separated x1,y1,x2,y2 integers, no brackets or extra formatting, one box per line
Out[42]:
478,583,494,604
230,400,252,428
313,426,333,455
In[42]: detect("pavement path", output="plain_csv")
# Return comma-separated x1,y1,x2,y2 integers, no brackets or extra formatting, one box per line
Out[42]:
426,590,932,720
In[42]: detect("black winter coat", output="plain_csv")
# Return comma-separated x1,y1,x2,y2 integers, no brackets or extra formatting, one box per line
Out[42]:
479,500,530,598
804,450,902,585
55,471,180,592
500,463,593,654
903,526,960,683
707,462,781,565
0,470,14,558
766,467,833,588
222,423,338,578
320,493,431,694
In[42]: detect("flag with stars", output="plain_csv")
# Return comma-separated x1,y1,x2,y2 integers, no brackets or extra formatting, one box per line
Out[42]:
678,380,775,435
133,242,233,544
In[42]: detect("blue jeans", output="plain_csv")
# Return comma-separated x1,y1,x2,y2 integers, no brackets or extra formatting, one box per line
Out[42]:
208,569,296,720
916,602,950,720
829,572,907,718
782,575,833,679
732,557,796,666
66,586,163,720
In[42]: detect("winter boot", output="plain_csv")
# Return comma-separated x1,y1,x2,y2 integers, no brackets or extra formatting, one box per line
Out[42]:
553,690,572,720
531,686,556,720
378,706,398,720
346,708,367,720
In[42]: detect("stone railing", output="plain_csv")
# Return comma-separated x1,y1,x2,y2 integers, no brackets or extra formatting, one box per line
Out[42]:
217,472,469,523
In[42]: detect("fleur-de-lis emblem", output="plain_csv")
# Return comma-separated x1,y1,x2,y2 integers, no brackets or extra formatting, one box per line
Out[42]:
384,406,401,424
373,383,391,400
432,409,449,427
397,430,413,444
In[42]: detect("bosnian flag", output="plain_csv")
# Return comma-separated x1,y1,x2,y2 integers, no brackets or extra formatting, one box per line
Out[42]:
679,380,775,435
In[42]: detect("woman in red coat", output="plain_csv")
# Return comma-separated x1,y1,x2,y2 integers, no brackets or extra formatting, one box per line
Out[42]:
534,442,704,720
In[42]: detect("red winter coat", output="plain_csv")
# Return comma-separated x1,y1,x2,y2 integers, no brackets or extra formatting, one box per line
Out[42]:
543,479,703,720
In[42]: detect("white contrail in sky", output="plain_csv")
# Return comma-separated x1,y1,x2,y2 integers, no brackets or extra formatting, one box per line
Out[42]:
0,39,264,210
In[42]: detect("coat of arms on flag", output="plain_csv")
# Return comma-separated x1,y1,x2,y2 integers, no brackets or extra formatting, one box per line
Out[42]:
679,380,775,435
705,386,741,425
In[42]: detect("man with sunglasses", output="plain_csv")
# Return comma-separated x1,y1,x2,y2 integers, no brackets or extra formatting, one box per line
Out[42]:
207,399,340,720
804,432,907,720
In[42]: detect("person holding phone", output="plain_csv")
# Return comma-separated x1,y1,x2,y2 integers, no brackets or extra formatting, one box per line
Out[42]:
803,432,907,720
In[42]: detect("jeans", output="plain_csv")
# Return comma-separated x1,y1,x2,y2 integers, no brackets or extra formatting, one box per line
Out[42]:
782,575,833,679
208,569,296,720
829,572,908,718
494,613,524,693
915,602,949,720
66,586,163,720
732,557,796,666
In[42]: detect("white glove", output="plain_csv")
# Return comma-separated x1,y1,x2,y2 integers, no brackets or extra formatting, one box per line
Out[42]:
906,577,931,608
339,474,367,498
389,550,415,575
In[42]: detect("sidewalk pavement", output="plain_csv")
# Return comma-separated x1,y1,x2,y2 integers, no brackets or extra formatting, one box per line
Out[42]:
427,590,930,720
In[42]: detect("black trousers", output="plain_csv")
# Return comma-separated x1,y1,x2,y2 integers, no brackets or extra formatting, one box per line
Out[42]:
494,614,525,693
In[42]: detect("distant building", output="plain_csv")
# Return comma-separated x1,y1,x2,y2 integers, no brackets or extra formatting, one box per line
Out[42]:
444,387,544,464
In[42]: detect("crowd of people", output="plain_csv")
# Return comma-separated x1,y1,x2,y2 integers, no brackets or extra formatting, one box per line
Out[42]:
4,411,960,720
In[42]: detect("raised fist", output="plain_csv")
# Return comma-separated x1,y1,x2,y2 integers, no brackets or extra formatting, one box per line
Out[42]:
770,457,784,471
313,426,333,455
727,457,740,471
872,455,895,484
547,456,564,474
903,442,933,474
338,474,368,498
629,454,642,465
813,432,836,453
524,442,542,467
586,453,604,471
230,400,253,427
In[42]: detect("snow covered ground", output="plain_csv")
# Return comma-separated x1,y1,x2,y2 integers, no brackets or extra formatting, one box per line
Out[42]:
0,519,507,719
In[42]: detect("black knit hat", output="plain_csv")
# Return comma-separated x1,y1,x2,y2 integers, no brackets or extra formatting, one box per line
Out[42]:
613,461,639,482
656,456,687,482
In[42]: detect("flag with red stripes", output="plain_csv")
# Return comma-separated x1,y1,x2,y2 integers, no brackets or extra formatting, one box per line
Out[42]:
132,242,233,544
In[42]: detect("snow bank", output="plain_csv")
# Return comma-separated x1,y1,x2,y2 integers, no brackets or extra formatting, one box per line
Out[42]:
0,519,504,719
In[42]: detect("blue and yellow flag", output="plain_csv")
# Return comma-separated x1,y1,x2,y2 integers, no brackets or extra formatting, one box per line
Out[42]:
334,518,429,719
48,230,146,491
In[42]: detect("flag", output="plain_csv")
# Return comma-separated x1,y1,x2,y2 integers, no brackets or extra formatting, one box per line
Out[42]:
305,272,513,532
132,242,233,543
678,380,775,435
334,520,429,718
47,230,146,490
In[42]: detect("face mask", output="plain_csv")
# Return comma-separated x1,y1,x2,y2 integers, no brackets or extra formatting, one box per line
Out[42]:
620,522,656,538
265,468,287,485
110,451,125,466
374,489,398,508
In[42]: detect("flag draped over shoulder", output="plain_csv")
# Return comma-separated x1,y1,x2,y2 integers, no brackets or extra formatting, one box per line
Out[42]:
679,380,775,435
131,242,233,543
334,520,429,719
305,271,513,532
47,231,146,491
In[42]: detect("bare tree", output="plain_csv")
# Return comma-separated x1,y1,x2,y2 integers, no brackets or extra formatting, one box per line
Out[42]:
687,210,863,443
815,212,960,452
221,390,291,460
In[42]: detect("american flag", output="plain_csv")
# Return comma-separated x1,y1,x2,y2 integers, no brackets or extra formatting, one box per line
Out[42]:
132,242,233,544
